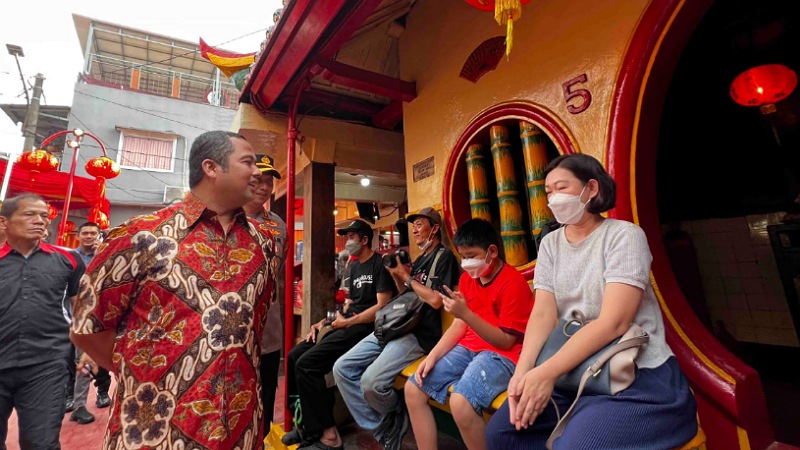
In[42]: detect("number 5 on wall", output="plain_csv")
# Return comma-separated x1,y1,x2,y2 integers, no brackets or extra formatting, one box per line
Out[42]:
562,74,592,114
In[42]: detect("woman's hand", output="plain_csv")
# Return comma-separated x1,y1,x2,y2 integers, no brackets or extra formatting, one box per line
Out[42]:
506,370,525,426
512,368,556,430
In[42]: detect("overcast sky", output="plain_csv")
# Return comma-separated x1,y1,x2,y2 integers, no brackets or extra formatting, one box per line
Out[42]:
0,0,282,154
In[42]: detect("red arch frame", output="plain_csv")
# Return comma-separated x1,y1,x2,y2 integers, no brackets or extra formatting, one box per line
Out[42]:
442,101,578,280
606,0,777,448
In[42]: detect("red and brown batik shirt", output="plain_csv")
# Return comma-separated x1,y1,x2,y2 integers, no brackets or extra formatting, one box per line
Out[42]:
72,193,276,450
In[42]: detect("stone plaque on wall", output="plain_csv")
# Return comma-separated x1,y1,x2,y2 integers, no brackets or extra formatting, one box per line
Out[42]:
412,156,435,182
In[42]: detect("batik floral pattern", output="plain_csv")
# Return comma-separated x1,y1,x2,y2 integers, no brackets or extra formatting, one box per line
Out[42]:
71,193,275,450
120,382,176,449
202,293,254,351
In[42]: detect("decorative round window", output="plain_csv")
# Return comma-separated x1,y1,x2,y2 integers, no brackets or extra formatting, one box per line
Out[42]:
442,102,578,279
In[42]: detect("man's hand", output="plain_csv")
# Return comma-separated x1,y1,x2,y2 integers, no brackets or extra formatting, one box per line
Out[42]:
441,286,471,320
385,255,411,279
77,352,98,376
304,320,325,343
330,311,350,329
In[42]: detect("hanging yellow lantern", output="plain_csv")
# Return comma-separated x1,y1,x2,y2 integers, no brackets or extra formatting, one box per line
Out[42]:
465,0,531,57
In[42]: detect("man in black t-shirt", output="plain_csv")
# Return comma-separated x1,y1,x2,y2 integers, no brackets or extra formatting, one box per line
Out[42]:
0,194,86,448
332,207,460,450
285,219,394,450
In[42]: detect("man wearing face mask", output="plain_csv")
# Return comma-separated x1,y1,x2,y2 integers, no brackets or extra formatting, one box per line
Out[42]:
333,207,461,450
404,218,534,450
283,219,394,450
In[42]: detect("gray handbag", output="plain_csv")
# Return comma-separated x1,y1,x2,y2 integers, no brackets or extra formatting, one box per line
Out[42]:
535,310,649,449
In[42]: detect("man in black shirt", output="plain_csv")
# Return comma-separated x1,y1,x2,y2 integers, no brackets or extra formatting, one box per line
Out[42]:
284,219,394,450
332,207,460,450
0,194,86,449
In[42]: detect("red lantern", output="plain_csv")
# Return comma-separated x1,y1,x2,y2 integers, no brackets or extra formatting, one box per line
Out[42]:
16,150,59,175
730,64,797,145
465,0,532,56
63,220,76,234
47,204,59,221
730,64,797,109
85,156,121,180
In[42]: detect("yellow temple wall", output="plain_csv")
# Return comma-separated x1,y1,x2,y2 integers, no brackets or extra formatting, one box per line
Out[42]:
399,0,649,212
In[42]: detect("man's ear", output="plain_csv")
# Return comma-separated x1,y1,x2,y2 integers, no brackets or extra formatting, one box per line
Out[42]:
201,159,219,180
488,244,500,259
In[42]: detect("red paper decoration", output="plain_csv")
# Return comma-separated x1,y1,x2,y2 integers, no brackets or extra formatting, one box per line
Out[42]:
47,204,59,221
730,64,798,108
85,156,121,180
63,220,76,233
88,207,110,230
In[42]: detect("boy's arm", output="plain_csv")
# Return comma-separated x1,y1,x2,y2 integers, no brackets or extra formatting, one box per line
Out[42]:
426,318,468,360
441,286,518,350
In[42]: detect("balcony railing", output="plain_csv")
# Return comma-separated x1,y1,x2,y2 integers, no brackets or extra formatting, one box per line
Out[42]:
86,53,240,109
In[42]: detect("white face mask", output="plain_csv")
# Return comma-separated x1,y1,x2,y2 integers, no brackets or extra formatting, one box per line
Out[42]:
344,239,362,256
461,252,492,279
547,185,590,225
418,225,438,252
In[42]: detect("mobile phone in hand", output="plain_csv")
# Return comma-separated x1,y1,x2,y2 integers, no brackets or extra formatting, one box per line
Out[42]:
83,364,97,379
428,276,451,297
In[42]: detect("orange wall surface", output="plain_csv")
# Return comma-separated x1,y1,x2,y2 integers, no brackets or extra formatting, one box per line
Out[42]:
399,0,649,212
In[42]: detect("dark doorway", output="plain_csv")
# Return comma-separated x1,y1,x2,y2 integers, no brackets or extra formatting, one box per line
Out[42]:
657,0,800,445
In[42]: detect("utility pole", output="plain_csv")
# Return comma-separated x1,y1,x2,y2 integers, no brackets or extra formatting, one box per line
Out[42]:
22,73,44,151
6,44,29,106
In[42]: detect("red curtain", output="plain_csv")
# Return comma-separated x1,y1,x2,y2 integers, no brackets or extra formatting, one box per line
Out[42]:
0,159,110,215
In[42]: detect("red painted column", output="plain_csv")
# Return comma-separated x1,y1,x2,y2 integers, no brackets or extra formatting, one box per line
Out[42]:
283,80,308,429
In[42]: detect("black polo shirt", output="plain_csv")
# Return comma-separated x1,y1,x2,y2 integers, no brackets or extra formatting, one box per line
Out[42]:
0,242,85,370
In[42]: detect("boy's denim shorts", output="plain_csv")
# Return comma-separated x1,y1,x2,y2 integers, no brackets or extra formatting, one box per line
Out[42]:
409,344,515,415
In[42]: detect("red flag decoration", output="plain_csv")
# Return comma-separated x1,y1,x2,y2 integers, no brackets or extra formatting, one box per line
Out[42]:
199,38,257,78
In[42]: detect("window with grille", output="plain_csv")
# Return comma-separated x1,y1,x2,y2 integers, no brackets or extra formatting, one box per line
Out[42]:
117,129,178,172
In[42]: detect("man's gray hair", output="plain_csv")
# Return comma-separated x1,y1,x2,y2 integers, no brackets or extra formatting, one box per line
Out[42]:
188,131,247,188
0,193,45,218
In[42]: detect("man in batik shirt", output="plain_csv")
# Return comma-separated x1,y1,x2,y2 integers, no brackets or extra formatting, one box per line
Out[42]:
70,130,277,450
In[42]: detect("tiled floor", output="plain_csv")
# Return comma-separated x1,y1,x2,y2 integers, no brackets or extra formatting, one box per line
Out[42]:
4,375,466,450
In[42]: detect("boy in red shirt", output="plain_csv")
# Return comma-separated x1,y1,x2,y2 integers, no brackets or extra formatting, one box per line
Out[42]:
405,218,534,450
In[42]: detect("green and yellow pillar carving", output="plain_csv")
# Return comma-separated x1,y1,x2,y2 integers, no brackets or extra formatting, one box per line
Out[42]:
490,125,529,266
465,143,493,222
520,121,553,240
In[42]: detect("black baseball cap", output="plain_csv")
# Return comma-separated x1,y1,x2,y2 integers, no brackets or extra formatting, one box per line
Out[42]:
337,219,374,242
407,207,442,227
255,154,282,179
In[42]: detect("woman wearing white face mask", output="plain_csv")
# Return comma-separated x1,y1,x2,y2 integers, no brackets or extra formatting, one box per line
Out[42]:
485,153,697,450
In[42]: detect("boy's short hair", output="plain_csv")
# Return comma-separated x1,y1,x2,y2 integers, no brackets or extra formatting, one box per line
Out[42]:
452,218,499,251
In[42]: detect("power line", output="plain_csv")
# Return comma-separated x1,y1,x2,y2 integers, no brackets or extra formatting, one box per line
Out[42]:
73,91,211,131
68,112,181,191
68,111,192,164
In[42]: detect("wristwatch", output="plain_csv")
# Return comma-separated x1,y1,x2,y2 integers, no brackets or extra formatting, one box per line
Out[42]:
404,277,414,290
